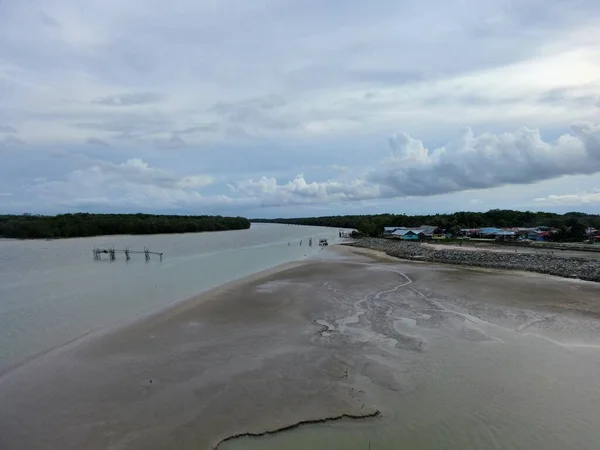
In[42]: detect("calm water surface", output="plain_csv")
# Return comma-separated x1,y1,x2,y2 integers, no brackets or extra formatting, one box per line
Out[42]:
0,223,338,373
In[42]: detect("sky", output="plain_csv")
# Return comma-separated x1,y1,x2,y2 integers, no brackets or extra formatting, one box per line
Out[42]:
1,0,599,218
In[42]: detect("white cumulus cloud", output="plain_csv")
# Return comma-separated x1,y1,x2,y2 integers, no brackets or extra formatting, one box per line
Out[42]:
27,158,222,210
369,122,600,197
232,122,600,206
231,174,380,206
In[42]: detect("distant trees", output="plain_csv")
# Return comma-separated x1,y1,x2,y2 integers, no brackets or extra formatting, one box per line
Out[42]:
357,220,383,237
254,209,600,242
0,213,251,239
564,218,587,241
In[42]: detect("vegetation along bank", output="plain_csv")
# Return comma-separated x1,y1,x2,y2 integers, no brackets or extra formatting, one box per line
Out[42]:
0,213,251,239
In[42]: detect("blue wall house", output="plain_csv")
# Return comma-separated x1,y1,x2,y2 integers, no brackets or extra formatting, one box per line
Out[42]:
392,229,421,240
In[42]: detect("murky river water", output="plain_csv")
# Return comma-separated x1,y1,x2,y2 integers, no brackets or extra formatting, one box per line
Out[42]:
0,223,339,374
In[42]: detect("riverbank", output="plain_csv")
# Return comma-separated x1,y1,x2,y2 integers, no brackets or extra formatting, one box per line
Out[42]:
346,238,600,282
3,246,600,450
0,224,338,375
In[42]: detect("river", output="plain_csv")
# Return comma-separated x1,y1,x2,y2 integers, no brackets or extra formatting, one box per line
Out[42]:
0,223,338,374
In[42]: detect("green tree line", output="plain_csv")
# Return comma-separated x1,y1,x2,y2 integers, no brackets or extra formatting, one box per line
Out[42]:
254,209,600,240
0,213,251,239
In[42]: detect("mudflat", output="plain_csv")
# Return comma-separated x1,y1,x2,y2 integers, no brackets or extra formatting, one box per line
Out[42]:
2,246,600,450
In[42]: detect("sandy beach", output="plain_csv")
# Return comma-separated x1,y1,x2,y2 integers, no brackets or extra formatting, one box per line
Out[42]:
2,246,600,450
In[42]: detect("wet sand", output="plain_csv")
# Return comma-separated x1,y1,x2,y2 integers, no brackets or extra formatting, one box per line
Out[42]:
2,246,600,450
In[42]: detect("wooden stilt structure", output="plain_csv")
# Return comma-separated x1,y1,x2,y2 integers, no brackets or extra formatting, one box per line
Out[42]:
92,247,163,262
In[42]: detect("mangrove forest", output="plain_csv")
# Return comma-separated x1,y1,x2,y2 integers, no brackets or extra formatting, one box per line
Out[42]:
0,213,251,239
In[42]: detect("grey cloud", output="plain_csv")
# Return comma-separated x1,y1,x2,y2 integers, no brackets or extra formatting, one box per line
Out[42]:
210,95,297,132
86,137,111,147
155,135,186,150
350,69,423,85
49,150,68,158
75,115,172,140
284,64,423,90
506,0,600,31
41,12,61,28
0,125,17,133
176,123,219,135
78,119,215,144
422,92,523,107
0,135,25,149
210,95,287,114
539,88,599,106
92,93,164,106
540,88,568,103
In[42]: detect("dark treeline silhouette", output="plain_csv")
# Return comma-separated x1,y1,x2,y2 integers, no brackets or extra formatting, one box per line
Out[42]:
254,209,600,240
0,213,251,239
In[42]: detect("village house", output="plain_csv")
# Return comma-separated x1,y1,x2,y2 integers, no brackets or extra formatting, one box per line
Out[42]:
391,229,423,240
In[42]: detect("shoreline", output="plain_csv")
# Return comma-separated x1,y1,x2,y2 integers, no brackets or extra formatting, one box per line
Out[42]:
0,258,311,382
346,238,600,283
0,248,385,449
4,242,596,382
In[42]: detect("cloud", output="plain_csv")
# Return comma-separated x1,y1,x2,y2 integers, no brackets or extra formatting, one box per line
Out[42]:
2,0,600,215
0,125,17,133
41,12,61,28
92,93,164,107
86,137,111,147
176,124,219,135
178,175,214,188
369,122,600,197
0,192,13,197
0,135,25,149
209,95,298,132
538,87,599,106
154,135,186,150
535,191,600,205
83,158,213,190
232,122,600,206
48,150,68,158
75,115,172,141
331,165,350,173
231,174,380,206
28,158,220,210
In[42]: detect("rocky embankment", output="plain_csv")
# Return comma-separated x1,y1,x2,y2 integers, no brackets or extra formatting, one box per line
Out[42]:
347,238,600,282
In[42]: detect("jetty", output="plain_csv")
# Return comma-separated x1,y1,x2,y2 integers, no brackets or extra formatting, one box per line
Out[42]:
93,246,163,261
